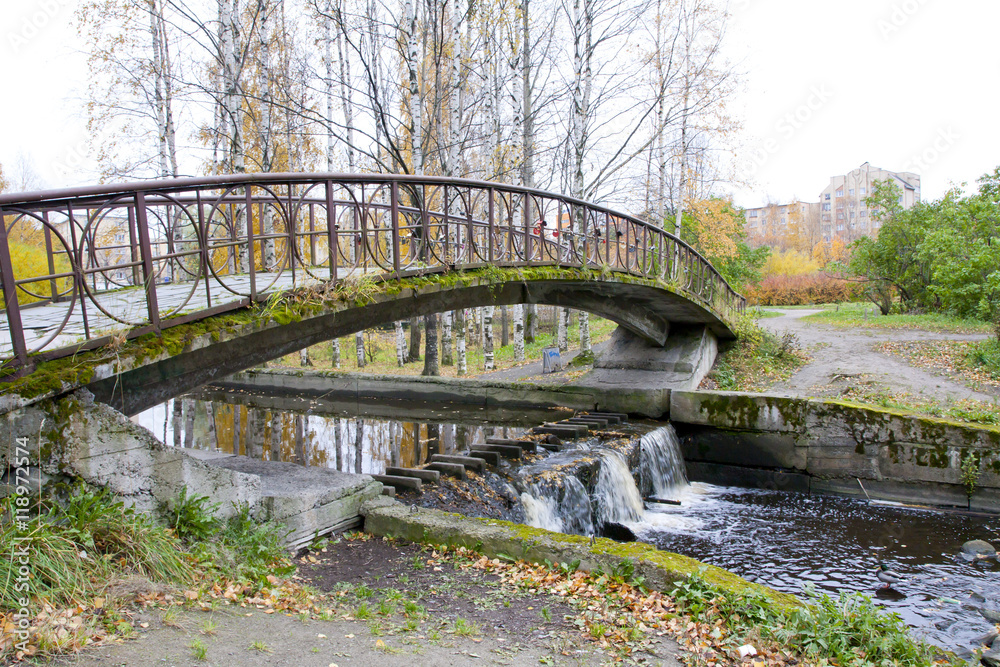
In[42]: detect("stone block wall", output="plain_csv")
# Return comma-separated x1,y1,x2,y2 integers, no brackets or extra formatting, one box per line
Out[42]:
670,391,1000,511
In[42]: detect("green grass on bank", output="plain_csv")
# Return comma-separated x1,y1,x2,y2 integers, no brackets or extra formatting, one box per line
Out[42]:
269,314,618,377
706,314,809,392
800,301,992,334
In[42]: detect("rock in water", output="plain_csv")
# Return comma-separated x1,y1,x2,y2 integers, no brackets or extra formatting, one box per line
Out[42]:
600,522,637,542
960,540,997,561
979,607,1000,624
982,647,1000,667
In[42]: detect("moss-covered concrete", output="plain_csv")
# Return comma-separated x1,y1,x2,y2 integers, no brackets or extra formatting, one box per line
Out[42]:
671,390,1000,511
361,497,800,613
3,266,736,417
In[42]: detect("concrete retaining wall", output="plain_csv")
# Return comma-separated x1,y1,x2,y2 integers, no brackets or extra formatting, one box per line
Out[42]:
219,368,672,419
670,390,1000,511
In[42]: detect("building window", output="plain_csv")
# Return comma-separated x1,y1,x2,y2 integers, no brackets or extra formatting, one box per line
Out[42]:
749,210,757,217
836,188,844,197
825,193,831,201
837,212,844,220
860,210,867,218
822,203,831,211
849,188,855,196
860,187,867,195
115,233,125,243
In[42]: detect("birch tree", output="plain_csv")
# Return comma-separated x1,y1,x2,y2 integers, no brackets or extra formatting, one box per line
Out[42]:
456,308,467,375
483,306,495,371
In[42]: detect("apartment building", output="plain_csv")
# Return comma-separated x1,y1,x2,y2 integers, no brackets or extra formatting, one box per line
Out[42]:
819,162,920,241
743,200,821,248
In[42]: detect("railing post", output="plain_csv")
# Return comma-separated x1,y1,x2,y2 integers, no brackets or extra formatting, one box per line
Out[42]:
133,191,161,332
523,194,533,263
244,186,257,301
196,190,212,308
326,181,338,283
390,180,401,275
0,207,28,366
42,212,58,302
443,185,451,265
488,187,496,264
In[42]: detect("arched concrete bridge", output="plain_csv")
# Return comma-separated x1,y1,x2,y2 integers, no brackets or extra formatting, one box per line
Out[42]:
0,174,745,414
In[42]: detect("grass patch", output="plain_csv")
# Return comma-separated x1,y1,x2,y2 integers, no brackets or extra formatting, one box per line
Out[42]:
671,573,938,667
875,340,1000,392
1,486,293,662
968,337,1000,380
707,314,809,391
802,302,992,334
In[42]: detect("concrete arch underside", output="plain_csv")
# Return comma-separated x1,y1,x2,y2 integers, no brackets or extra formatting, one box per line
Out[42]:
86,276,734,416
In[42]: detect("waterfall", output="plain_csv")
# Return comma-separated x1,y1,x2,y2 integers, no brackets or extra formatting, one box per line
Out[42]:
640,425,688,499
593,450,644,527
521,476,595,536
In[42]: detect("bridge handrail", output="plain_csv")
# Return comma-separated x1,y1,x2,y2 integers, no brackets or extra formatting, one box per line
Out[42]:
0,173,745,376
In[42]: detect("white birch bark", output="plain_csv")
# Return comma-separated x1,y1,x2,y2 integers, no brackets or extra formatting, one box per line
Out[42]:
513,303,524,362
171,398,182,447
483,306,495,371
299,347,312,366
259,0,276,270
183,398,195,448
331,338,341,368
456,308,467,375
395,321,406,366
334,418,343,470
270,411,281,461
403,0,422,174
442,310,453,365
579,310,591,353
558,308,569,352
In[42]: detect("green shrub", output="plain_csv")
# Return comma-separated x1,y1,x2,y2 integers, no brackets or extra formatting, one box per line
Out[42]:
162,486,220,543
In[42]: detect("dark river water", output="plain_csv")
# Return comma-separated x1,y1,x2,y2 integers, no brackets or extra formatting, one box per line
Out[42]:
637,483,1000,652
133,392,1000,653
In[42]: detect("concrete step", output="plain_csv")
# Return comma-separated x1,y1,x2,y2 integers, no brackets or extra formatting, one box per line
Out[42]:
431,454,485,473
472,443,522,459
486,437,537,453
385,467,441,483
380,485,396,497
583,412,627,423
537,439,562,452
544,422,589,436
372,474,422,492
555,420,594,431
532,424,586,439
425,462,467,480
564,417,609,427
467,449,502,466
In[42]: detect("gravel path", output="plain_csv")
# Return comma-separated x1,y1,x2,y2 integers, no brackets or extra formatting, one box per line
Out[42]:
759,309,997,403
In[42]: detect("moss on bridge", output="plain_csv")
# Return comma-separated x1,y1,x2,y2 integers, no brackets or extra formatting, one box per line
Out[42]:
3,265,735,411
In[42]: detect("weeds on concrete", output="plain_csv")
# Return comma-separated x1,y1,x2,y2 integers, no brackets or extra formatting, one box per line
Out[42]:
707,313,809,391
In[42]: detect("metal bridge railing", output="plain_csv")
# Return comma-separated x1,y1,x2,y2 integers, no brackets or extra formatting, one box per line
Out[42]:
0,173,745,376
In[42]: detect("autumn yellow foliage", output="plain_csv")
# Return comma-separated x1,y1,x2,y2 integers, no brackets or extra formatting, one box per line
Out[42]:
761,249,820,278
7,240,71,305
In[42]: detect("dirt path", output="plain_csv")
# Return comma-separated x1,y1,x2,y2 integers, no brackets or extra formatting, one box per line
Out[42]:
52,538,683,667
759,309,997,402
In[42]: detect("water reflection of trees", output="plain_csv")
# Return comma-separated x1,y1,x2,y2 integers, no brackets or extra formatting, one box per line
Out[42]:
150,397,522,475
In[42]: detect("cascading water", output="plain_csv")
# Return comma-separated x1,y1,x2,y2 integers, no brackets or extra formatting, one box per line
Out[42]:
592,450,644,527
521,477,594,535
640,425,688,499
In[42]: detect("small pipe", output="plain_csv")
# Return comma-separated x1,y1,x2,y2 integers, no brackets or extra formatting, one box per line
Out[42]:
857,477,872,504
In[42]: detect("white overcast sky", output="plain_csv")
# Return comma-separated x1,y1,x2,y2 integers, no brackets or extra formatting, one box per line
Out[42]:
1,0,998,209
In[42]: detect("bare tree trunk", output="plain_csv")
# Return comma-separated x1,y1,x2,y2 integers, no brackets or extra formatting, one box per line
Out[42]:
483,306,495,371
579,310,591,353
232,404,242,455
513,304,525,362
331,338,341,368
355,331,366,367
558,308,569,352
441,310,453,365
525,304,537,342
422,313,439,375
456,308,467,375
407,318,421,361
395,321,406,366
294,414,305,465
500,305,509,347
206,402,217,449
258,0,276,269
299,347,312,366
